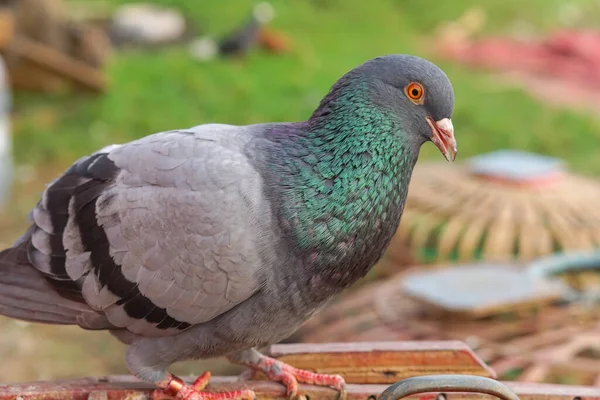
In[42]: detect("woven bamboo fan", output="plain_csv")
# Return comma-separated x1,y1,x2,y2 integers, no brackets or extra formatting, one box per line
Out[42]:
397,149,600,263
289,253,600,386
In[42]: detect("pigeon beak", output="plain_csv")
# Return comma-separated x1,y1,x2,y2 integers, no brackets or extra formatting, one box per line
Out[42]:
426,117,457,162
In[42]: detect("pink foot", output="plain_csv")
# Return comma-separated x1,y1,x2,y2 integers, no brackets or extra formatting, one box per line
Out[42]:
241,355,346,400
152,372,256,400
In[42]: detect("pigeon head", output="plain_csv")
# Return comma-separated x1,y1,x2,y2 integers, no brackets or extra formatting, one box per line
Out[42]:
366,54,456,161
312,54,457,161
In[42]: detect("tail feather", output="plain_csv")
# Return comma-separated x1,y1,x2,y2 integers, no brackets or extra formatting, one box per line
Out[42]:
0,246,112,329
0,287,85,316
0,301,79,325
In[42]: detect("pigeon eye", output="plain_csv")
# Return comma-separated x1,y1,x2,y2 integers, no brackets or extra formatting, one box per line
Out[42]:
405,82,424,104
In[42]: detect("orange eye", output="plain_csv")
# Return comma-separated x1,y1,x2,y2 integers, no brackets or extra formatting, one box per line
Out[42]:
405,82,424,103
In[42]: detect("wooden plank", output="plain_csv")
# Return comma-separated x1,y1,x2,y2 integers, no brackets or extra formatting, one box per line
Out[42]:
5,35,106,92
266,342,496,384
1,376,600,400
0,7,15,50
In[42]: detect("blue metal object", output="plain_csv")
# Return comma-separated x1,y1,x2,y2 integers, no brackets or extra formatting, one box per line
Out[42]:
401,250,600,316
401,263,569,315
466,149,564,182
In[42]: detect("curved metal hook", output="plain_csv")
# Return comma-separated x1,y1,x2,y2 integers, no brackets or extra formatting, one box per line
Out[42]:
378,375,521,400
527,250,600,279
527,250,600,304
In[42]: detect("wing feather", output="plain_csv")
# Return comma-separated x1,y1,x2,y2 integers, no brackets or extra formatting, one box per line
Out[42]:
4,124,269,338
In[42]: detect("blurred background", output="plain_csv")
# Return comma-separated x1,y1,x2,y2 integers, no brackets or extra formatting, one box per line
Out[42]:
0,0,600,385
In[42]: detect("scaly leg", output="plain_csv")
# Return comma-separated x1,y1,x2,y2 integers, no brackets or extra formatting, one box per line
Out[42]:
151,371,256,400
229,348,346,400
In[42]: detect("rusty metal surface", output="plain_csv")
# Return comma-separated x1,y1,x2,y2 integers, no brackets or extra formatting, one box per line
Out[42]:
290,265,600,386
2,375,600,400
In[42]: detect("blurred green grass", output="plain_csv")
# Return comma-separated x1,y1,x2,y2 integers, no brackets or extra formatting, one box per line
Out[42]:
12,0,600,172
2,0,600,383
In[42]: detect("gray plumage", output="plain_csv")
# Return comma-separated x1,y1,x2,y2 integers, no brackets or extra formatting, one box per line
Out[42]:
0,54,456,387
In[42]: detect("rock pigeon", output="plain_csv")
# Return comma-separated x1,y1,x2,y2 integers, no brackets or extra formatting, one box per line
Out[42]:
0,54,456,400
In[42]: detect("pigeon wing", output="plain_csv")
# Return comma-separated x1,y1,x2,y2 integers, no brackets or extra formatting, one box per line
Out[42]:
26,124,267,337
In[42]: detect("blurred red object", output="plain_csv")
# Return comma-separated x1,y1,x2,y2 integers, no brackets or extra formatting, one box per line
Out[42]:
257,26,290,54
440,29,600,90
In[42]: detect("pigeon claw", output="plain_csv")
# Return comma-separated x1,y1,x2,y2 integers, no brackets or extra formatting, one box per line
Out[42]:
242,355,347,400
152,372,256,400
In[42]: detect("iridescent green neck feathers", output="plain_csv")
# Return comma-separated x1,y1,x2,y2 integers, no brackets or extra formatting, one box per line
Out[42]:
266,82,421,280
